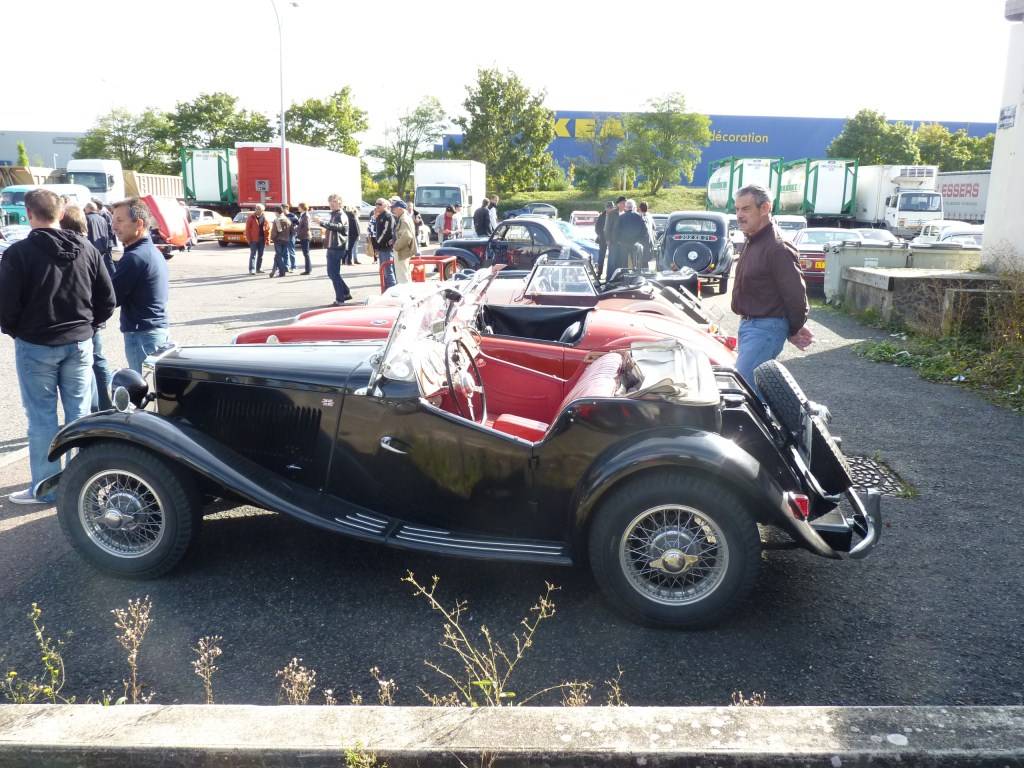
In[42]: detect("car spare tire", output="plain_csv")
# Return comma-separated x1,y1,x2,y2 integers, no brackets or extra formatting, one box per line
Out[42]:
669,240,714,272
753,359,807,439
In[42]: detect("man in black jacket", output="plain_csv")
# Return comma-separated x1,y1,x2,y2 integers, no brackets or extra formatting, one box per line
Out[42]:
594,202,613,279
0,189,115,504
322,194,352,304
473,199,492,237
369,198,397,290
84,202,115,275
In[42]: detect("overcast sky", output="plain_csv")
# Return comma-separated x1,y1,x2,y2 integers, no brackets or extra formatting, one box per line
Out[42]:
7,0,1014,147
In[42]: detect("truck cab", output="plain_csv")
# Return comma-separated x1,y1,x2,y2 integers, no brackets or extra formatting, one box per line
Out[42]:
884,190,943,238
65,159,125,206
1,183,93,225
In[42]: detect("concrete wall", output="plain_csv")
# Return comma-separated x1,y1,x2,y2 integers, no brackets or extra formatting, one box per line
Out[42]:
0,131,84,169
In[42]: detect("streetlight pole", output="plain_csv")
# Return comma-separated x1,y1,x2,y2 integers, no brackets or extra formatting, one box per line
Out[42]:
270,0,289,208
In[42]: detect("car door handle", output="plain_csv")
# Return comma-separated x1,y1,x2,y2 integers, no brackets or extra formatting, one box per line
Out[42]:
379,436,408,455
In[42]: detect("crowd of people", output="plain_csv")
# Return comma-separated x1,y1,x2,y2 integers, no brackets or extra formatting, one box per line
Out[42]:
0,189,171,505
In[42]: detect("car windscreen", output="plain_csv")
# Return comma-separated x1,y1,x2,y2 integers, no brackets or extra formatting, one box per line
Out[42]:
799,231,849,244
942,233,983,245
524,262,596,296
554,220,593,243
66,172,110,192
1,190,28,205
899,193,942,212
672,219,718,234
777,221,805,231
415,186,462,208
232,212,249,223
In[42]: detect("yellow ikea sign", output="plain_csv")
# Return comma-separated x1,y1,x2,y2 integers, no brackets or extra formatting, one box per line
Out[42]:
553,117,626,139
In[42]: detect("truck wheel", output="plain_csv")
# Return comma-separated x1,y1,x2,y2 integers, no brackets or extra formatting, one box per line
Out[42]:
57,442,200,579
588,471,760,628
754,360,807,439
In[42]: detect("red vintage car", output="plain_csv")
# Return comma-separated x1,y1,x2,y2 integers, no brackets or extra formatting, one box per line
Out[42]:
235,266,736,375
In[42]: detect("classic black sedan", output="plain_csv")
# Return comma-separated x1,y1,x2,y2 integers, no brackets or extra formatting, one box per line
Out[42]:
661,211,735,294
39,284,879,628
437,216,593,270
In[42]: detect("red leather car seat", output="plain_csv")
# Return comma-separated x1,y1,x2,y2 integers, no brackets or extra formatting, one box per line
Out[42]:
491,352,623,442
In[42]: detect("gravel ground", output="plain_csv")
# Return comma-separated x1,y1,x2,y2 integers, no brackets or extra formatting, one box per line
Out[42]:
0,247,1021,708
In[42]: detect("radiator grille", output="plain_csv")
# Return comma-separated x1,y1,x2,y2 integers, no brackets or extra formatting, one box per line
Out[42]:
209,396,322,465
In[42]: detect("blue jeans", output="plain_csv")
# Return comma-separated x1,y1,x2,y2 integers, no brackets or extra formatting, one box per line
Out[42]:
287,237,296,270
272,243,289,275
124,328,170,374
325,247,351,302
378,249,397,290
248,240,265,272
736,316,790,397
299,238,311,272
15,338,94,493
91,329,113,411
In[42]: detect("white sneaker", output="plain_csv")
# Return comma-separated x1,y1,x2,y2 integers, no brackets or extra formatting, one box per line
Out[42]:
8,489,46,505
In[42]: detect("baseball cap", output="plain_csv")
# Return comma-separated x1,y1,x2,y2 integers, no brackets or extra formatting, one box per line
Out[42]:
391,200,408,210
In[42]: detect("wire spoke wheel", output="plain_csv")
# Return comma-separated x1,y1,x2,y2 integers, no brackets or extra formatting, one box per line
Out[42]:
78,470,166,559
618,503,729,606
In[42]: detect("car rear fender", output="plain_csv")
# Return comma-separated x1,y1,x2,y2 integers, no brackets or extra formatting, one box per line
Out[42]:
45,411,347,532
435,245,482,269
570,430,840,559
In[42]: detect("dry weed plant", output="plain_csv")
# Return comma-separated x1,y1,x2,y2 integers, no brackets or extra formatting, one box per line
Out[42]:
604,665,628,706
276,657,317,704
369,666,397,706
561,680,592,707
191,635,223,705
322,688,338,706
112,596,154,704
731,690,767,706
2,603,74,704
345,743,386,768
349,690,364,705
403,571,584,707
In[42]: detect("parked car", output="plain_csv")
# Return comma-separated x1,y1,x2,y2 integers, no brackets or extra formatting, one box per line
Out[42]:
853,228,900,245
937,224,983,247
216,211,276,247
725,214,745,255
792,228,865,288
44,281,879,628
774,214,807,242
660,211,734,294
188,208,229,237
235,266,735,377
569,210,599,240
503,202,558,219
910,219,968,245
436,216,592,270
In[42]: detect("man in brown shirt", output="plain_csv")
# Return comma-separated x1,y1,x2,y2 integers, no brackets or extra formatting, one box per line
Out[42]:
730,184,813,395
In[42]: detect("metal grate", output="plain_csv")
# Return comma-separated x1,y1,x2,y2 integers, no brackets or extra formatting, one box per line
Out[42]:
846,455,907,496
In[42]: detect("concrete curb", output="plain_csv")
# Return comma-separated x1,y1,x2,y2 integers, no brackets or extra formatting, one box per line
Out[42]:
0,705,1022,766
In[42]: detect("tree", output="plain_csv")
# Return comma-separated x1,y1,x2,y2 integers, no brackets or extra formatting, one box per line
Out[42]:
827,109,920,165
618,93,712,193
168,92,272,151
74,108,176,173
915,123,973,170
454,68,555,194
571,134,622,196
367,97,446,199
16,141,29,166
967,133,995,170
284,87,368,155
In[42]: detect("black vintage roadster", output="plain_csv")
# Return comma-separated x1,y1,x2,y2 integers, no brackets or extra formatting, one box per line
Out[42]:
41,276,879,627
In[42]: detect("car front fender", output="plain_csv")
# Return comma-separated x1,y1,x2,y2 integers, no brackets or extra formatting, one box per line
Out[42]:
571,430,840,559
44,410,356,535
435,245,483,269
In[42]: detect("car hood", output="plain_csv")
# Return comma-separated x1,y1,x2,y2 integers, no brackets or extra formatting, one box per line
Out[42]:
155,342,383,392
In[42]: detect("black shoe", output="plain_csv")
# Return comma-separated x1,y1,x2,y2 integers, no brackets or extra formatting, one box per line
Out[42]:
302,270,311,275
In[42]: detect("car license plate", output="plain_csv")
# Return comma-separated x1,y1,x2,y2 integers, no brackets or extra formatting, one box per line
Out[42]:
227,235,242,242
814,260,826,270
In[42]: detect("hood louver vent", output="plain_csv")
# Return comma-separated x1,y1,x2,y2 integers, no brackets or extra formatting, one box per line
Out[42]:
211,397,322,465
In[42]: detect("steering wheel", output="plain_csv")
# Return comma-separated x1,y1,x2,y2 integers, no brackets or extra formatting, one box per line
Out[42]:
444,338,487,424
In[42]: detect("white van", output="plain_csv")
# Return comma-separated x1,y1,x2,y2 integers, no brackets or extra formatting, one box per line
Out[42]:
775,214,808,241
66,159,125,206
911,219,967,245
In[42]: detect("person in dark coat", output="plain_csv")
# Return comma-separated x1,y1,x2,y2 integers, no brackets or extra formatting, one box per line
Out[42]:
611,199,651,276
295,203,312,274
84,202,115,276
344,206,360,265
473,199,492,237
594,202,613,279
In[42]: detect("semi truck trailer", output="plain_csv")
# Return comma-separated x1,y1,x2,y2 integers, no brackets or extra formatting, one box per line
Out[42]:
705,157,782,213
236,142,360,209
776,158,858,223
935,169,990,223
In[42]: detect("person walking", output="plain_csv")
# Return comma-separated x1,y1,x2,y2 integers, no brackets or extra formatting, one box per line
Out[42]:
370,198,396,290
60,205,114,412
594,201,613,279
84,201,115,276
269,204,292,277
295,203,312,274
638,200,657,269
246,205,270,274
730,184,813,396
109,197,171,373
322,194,352,304
391,200,416,285
474,198,493,237
344,205,360,265
0,189,115,504
436,205,456,243
603,196,625,278
366,203,380,264
611,198,649,276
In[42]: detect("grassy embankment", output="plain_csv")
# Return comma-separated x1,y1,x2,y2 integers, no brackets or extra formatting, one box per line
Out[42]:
499,186,706,218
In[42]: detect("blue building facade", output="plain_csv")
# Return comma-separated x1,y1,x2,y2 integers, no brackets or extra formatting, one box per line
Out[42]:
443,112,997,187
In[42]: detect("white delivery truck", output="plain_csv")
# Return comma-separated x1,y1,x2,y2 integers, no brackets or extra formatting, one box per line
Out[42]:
705,157,782,213
935,170,990,223
66,158,125,205
777,158,858,223
412,160,486,226
854,165,942,238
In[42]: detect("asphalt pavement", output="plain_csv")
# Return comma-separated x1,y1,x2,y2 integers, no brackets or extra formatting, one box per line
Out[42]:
0,244,1022,708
